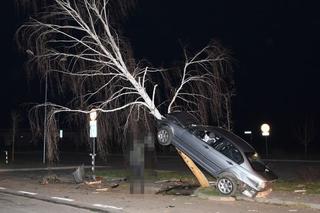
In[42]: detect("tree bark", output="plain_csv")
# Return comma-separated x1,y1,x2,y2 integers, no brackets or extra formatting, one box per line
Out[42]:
176,148,209,187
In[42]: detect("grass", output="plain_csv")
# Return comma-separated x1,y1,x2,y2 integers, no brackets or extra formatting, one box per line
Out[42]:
95,168,129,179
95,168,199,182
273,180,320,194
97,169,320,195
196,187,220,196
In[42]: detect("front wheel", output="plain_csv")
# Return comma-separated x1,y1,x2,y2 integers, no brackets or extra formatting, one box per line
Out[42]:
216,175,237,196
157,126,172,146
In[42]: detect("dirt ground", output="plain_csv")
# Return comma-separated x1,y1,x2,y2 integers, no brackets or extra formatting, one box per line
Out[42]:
0,169,319,213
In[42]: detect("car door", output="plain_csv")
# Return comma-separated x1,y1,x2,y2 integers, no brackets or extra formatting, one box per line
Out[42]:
206,132,244,170
179,128,223,175
197,139,224,175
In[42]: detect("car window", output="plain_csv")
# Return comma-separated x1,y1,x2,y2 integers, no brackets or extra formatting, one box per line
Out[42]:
210,137,225,150
211,139,243,164
193,129,206,139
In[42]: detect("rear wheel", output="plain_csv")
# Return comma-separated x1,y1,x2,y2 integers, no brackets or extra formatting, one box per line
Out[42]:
157,126,172,146
216,175,237,196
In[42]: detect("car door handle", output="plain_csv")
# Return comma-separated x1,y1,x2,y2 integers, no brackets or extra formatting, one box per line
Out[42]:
203,145,209,149
226,161,233,165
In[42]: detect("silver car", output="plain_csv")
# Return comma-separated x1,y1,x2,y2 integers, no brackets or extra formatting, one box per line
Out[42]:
157,112,277,197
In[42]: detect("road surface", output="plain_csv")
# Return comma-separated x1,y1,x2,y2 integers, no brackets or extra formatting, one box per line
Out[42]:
0,193,93,213
0,191,318,213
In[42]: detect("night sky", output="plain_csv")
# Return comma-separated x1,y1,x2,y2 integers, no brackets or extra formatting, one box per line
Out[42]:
1,1,320,153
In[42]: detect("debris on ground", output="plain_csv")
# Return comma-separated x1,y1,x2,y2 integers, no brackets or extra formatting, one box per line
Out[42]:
156,179,199,195
85,180,102,185
256,188,273,198
111,183,119,188
96,187,109,192
72,165,85,183
294,189,306,193
95,176,104,181
154,179,170,184
40,174,60,185
111,177,127,182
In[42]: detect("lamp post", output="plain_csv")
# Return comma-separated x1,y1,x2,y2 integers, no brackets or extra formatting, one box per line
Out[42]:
260,123,270,158
89,110,98,180
26,49,47,164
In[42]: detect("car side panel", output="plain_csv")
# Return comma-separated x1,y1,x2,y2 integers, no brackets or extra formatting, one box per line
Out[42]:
169,123,227,177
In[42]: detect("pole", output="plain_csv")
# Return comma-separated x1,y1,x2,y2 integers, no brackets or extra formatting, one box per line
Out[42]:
43,73,48,164
265,136,268,159
89,110,97,180
90,137,96,180
5,151,8,164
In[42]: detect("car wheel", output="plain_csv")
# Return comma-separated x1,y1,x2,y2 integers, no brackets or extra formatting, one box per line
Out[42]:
157,126,172,146
216,175,237,196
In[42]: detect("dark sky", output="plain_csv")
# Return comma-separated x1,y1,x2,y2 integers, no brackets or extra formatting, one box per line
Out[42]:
1,0,320,151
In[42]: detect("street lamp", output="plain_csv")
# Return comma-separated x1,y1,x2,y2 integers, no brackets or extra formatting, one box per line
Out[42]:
27,49,48,164
89,110,98,180
260,123,270,158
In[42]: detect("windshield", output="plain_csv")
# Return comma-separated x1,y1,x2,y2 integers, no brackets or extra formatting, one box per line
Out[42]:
245,152,266,172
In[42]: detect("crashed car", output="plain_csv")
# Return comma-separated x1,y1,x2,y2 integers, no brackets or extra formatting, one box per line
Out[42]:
157,112,277,197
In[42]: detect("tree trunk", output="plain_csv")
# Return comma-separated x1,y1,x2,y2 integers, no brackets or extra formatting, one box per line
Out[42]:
176,149,209,187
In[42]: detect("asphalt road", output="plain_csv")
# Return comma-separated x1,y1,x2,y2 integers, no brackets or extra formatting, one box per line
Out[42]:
0,191,318,213
0,193,92,213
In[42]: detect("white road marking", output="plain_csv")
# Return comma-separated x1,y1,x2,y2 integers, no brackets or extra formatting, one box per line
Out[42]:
93,203,123,210
51,197,74,202
18,191,38,195
0,187,6,190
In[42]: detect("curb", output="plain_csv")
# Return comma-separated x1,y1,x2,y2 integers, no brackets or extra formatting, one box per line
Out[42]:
0,165,109,173
197,192,235,202
193,188,236,202
0,188,119,213
236,195,320,210
193,189,320,210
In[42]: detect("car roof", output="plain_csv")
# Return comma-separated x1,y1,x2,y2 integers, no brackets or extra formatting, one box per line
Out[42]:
165,112,255,153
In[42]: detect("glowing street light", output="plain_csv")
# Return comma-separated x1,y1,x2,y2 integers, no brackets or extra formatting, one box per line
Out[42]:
261,124,270,136
260,123,270,158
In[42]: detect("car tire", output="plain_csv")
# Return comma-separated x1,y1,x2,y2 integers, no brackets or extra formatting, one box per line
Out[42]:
157,126,172,146
216,175,237,196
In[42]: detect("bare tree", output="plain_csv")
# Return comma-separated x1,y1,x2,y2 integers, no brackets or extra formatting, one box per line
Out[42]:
295,115,316,159
161,43,234,129
16,0,232,163
11,110,21,162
